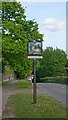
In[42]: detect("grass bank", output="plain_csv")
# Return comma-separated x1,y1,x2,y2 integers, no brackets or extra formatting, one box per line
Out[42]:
5,93,66,118
14,80,32,89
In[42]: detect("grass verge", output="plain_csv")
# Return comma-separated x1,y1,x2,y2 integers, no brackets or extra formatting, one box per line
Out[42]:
14,80,32,89
3,93,66,118
0,82,2,87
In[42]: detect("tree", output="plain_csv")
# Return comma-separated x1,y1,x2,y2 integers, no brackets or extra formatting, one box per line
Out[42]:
2,2,43,79
37,47,67,77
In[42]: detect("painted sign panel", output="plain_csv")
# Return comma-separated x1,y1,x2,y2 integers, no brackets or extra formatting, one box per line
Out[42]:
28,40,42,58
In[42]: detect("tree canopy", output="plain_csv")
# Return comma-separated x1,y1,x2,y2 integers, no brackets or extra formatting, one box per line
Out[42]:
2,2,43,78
37,47,67,77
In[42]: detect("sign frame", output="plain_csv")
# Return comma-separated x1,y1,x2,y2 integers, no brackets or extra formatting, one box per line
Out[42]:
28,40,43,59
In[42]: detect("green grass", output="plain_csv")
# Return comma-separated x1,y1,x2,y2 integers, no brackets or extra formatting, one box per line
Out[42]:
0,82,2,87
14,80,32,89
9,93,66,118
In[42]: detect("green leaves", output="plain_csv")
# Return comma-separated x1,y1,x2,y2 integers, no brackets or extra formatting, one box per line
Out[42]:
2,2,43,78
37,47,67,77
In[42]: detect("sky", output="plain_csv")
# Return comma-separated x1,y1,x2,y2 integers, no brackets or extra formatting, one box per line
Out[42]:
17,1,66,52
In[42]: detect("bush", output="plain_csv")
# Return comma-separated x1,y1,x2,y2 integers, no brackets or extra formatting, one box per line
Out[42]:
40,76,68,84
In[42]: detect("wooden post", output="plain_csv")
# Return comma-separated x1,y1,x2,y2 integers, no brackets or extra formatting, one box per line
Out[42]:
33,58,36,104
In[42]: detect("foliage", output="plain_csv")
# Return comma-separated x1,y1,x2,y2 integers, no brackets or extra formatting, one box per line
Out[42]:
37,47,67,77
6,93,66,118
40,76,68,84
5,65,14,74
2,2,43,78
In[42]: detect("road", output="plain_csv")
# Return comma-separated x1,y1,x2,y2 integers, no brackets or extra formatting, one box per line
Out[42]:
37,83,67,108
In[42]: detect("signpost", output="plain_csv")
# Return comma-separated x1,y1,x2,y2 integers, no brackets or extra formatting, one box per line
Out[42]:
33,58,36,103
28,40,43,104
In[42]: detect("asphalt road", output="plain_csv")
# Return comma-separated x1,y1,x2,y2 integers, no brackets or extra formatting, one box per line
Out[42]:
37,83,67,108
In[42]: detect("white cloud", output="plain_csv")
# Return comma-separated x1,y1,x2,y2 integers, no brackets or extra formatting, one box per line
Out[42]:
43,18,66,32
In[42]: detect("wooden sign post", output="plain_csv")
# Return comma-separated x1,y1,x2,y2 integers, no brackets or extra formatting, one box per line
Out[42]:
28,40,43,104
33,58,36,104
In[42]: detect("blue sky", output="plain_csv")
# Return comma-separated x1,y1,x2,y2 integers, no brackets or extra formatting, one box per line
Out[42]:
17,1,66,51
